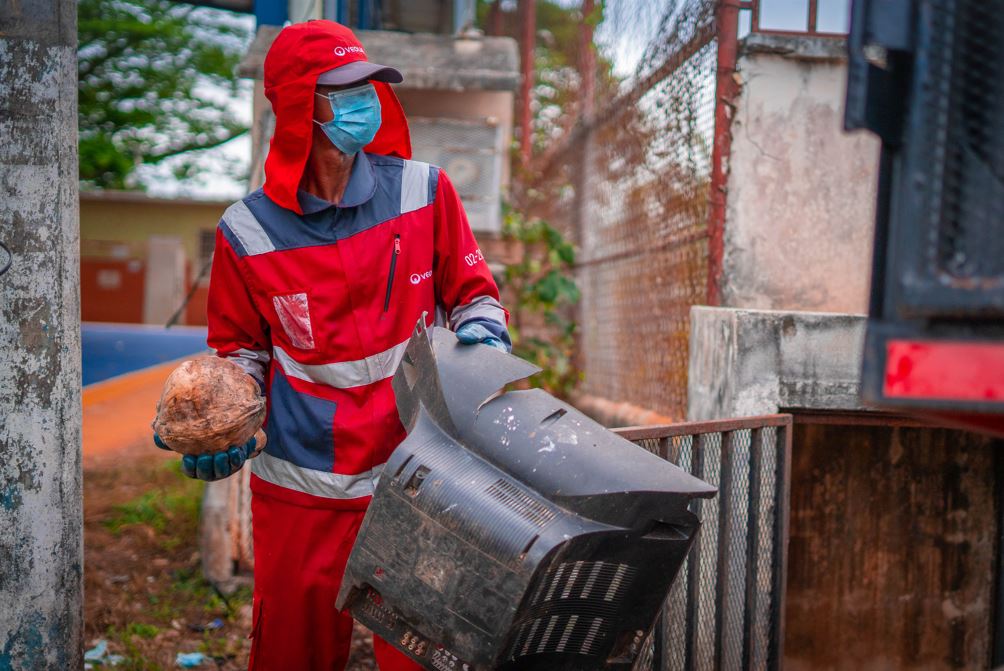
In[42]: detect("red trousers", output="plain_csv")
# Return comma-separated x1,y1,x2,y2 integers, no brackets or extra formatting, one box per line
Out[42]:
249,479,422,671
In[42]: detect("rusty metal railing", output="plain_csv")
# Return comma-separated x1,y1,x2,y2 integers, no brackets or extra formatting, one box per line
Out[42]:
615,414,793,671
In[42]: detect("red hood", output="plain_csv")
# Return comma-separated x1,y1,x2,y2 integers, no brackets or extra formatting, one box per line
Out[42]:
262,21,412,214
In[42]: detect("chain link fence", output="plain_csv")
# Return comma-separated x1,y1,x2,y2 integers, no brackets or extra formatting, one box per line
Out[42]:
529,0,724,420
614,414,792,671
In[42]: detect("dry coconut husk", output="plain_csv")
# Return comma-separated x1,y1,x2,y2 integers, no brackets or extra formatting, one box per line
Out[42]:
152,356,267,456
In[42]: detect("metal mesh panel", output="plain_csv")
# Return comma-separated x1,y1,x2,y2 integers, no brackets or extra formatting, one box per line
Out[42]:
531,0,718,419
619,417,790,671
926,0,1004,281
692,433,720,671
720,433,750,670
750,426,778,669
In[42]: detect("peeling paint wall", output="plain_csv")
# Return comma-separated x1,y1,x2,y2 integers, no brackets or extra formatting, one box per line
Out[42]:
722,35,880,314
0,1,83,669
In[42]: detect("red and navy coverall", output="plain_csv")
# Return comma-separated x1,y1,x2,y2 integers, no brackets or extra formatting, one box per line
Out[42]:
207,150,509,669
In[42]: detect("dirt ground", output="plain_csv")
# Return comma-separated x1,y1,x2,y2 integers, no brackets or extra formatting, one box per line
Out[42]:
83,367,378,670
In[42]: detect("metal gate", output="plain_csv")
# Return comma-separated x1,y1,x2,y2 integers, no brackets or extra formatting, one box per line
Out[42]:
615,414,792,671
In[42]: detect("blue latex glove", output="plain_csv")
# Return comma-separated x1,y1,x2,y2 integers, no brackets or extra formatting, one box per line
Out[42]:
455,322,509,353
154,433,259,482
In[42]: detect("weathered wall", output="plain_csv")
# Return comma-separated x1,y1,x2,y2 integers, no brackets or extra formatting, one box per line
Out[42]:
688,306,866,421
722,35,880,313
79,195,227,325
0,1,83,668
786,424,1001,671
80,194,227,266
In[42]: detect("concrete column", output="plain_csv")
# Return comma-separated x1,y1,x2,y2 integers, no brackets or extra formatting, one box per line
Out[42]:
143,236,187,325
0,2,83,669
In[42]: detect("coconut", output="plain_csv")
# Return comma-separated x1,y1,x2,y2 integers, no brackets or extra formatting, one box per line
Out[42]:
152,356,267,456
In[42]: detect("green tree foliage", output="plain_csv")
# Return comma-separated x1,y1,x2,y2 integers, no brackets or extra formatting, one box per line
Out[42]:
502,205,581,397
78,0,252,189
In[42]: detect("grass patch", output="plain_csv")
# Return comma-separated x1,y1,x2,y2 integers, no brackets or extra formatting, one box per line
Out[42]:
102,623,165,671
124,622,160,639
103,461,203,541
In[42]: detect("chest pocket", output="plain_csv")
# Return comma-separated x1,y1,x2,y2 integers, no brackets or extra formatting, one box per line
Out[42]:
272,292,315,350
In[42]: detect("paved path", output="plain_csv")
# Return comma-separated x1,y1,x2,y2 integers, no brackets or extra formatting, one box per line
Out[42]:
83,359,190,461
82,323,208,460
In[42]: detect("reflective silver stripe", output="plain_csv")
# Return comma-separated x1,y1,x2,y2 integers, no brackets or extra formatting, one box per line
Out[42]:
450,295,506,329
273,338,410,390
219,348,270,385
251,452,383,500
222,200,274,256
400,160,431,214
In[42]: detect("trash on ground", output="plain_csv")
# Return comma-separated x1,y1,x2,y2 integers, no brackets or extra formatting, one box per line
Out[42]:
176,651,206,668
83,640,125,666
84,640,108,662
188,618,224,632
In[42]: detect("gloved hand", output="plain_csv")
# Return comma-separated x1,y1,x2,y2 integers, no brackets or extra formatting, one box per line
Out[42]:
455,322,509,353
154,433,259,482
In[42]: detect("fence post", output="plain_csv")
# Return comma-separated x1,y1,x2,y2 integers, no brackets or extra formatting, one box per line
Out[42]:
707,0,741,306
519,0,536,167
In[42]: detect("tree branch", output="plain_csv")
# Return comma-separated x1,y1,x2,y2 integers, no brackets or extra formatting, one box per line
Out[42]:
143,127,249,164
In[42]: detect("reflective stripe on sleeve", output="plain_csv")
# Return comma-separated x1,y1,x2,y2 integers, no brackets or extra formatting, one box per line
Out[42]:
272,337,411,390
222,200,275,256
400,160,432,214
450,295,507,330
219,348,270,385
250,451,383,500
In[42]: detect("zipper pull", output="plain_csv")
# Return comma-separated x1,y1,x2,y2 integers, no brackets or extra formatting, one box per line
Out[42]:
394,236,401,254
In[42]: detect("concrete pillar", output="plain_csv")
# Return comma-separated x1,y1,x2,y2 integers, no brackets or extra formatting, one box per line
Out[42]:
0,1,83,669
143,236,187,325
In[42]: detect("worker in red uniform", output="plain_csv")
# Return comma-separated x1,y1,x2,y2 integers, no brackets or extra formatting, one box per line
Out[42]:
154,20,510,670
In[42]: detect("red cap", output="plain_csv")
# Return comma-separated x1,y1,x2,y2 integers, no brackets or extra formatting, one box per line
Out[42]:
262,21,412,214
264,20,402,89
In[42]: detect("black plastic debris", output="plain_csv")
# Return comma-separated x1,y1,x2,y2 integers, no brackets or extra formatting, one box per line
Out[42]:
337,320,716,670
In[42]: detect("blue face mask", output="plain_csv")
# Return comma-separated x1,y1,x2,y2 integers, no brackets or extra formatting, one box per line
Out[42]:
314,83,382,155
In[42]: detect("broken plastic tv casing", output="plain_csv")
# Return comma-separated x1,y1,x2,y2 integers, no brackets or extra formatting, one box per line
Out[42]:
336,321,716,670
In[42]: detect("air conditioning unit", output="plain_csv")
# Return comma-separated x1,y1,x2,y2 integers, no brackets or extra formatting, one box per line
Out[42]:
409,116,505,233
336,321,715,670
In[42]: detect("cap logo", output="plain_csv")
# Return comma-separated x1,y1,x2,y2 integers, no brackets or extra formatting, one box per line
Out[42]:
333,45,365,57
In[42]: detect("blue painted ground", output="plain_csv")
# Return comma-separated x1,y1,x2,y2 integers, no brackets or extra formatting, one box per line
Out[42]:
82,323,209,386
